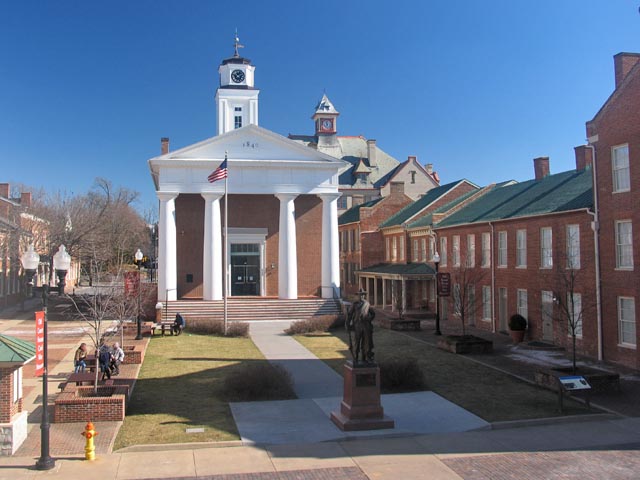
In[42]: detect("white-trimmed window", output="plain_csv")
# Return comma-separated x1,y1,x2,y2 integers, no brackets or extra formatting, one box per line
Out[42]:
453,283,461,315
517,289,528,319
440,237,447,266
568,293,582,337
618,297,636,347
612,144,630,193
385,237,390,261
392,237,398,262
516,229,527,268
452,235,460,267
541,227,553,269
399,236,405,261
481,232,491,268
482,285,491,321
421,238,427,262
566,224,580,269
428,237,435,261
498,231,507,267
13,368,22,403
616,221,633,269
412,239,419,262
355,227,360,251
466,234,475,267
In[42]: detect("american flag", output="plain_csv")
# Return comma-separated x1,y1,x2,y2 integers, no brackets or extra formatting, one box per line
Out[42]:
208,159,228,183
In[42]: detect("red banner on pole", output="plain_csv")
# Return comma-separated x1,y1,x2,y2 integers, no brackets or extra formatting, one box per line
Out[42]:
35,311,45,376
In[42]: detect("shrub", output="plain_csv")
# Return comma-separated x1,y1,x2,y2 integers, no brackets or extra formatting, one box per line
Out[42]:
379,357,427,393
223,362,296,401
508,314,527,331
284,315,343,335
185,318,249,337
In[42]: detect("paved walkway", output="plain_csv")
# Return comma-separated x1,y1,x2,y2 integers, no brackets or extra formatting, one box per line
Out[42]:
1,307,639,479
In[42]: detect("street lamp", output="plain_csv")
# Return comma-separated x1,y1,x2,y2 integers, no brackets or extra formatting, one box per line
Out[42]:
21,244,39,308
432,252,442,336
134,248,144,340
53,245,71,295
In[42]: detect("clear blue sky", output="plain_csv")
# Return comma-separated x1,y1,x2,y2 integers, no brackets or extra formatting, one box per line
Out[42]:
1,1,638,213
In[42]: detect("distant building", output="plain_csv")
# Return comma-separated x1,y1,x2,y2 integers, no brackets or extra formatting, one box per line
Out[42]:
289,95,439,213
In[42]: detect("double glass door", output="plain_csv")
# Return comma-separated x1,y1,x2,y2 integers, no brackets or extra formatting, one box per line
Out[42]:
231,243,261,296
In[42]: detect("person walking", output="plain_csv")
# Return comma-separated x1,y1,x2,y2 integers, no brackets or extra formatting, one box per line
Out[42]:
74,342,87,373
111,342,125,376
98,343,112,381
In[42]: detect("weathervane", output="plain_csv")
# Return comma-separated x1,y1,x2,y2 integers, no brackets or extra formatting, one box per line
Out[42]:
233,29,244,57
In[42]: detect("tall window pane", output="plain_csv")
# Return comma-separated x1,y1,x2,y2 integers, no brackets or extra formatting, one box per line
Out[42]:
612,144,630,193
481,232,491,268
566,224,580,269
516,229,527,267
440,237,447,266
618,297,636,346
467,234,475,267
498,231,507,267
482,285,492,320
541,227,553,268
452,235,460,267
616,221,633,268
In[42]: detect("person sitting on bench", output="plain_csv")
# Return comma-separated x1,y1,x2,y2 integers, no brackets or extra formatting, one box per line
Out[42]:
172,313,186,335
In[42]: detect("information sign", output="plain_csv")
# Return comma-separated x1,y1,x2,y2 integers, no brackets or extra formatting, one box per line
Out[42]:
437,272,451,297
558,375,591,391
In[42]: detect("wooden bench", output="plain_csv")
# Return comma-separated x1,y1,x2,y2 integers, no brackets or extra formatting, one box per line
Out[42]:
152,321,176,336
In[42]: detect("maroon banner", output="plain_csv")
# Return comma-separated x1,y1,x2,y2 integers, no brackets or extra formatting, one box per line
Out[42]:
124,271,139,296
35,311,45,376
437,272,451,297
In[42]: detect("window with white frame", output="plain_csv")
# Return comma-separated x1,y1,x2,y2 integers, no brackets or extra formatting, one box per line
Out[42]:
412,239,419,262
482,285,491,320
541,227,553,268
466,234,475,267
440,237,447,266
337,196,347,210
481,232,490,268
453,283,461,315
612,144,630,193
618,297,636,346
516,229,527,268
468,286,476,324
355,227,360,251
616,221,633,269
392,236,397,262
428,237,435,261
399,236,405,261
13,368,22,403
421,238,427,262
498,231,507,267
452,235,460,266
568,293,582,337
385,237,390,261
517,289,528,319
566,224,580,269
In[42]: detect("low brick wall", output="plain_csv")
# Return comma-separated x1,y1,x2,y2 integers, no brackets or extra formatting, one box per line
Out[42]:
54,385,128,423
124,344,144,364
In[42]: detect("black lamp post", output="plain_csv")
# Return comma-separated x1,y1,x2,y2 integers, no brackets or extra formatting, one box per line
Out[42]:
432,252,442,336
134,248,143,340
54,245,71,295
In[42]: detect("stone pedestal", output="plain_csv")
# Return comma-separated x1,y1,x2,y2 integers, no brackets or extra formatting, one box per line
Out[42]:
330,362,394,431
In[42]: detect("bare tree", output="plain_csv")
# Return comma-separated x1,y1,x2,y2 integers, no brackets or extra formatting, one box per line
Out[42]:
451,255,487,337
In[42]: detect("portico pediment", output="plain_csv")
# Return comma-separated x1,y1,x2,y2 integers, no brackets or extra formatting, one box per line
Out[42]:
150,125,350,195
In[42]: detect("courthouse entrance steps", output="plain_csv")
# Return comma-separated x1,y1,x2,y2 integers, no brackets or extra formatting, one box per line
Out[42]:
159,297,342,323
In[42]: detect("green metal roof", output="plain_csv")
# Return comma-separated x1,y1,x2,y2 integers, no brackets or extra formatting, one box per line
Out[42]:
338,197,384,225
380,180,475,229
358,262,436,276
436,169,593,228
0,334,36,364
407,188,481,229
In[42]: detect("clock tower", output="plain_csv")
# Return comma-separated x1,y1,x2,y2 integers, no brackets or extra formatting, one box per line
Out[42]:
312,94,340,152
215,33,260,135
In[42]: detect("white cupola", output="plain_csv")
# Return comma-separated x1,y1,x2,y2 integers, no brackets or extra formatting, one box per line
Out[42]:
215,32,260,135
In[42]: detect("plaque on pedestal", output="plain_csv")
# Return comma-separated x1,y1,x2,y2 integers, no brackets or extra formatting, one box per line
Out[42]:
330,361,394,431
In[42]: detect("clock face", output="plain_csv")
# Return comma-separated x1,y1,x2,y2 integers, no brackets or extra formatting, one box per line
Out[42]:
322,119,333,130
231,69,245,83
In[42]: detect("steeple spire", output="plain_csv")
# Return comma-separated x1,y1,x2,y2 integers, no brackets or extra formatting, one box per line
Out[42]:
233,29,244,58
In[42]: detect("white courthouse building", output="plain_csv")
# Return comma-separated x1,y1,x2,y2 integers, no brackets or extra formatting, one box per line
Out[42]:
148,41,348,303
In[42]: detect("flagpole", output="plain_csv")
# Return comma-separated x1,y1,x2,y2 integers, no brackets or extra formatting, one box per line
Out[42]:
223,151,228,335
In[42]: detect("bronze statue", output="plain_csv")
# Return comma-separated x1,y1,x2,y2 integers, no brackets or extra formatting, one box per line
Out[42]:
347,289,375,364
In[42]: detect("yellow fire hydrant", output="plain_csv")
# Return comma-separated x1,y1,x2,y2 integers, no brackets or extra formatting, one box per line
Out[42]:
81,422,98,460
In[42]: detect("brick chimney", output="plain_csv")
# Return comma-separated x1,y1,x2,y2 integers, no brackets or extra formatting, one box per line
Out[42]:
20,192,32,207
366,139,377,168
425,163,433,175
161,137,170,155
407,155,417,163
533,157,550,180
389,181,405,197
0,183,9,199
574,145,593,171
614,52,640,88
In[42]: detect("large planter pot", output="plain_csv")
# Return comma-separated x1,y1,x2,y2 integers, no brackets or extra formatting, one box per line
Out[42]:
437,335,493,354
509,329,525,344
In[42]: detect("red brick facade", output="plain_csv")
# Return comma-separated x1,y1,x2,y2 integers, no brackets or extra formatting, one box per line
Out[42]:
0,366,23,423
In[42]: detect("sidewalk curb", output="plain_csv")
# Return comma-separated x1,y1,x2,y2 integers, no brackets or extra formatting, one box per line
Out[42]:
490,412,621,430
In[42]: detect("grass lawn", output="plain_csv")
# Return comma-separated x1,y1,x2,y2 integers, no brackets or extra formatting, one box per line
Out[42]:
295,328,588,422
114,333,277,449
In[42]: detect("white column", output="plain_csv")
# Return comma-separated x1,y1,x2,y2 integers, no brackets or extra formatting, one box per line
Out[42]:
319,193,341,299
202,193,223,300
158,192,178,302
276,193,298,299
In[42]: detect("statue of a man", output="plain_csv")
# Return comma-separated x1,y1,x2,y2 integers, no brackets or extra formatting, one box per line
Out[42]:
347,289,375,364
